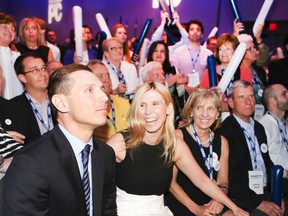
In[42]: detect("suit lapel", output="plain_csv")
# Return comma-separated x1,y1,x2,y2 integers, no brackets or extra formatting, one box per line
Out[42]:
91,139,104,214
52,125,87,215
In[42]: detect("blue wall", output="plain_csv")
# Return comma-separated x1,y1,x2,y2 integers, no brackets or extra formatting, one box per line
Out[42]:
1,0,287,48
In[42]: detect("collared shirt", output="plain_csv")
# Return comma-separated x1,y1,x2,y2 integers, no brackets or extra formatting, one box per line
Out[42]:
59,124,93,215
27,93,54,135
234,114,267,186
259,113,288,170
102,59,139,94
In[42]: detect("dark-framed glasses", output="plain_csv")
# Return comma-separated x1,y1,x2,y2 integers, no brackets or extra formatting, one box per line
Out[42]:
109,46,123,51
23,66,46,74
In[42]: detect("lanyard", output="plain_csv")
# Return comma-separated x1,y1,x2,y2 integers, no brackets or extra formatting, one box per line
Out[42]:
107,98,117,131
188,45,201,72
221,66,234,101
252,70,263,90
190,124,214,180
241,126,258,169
25,92,52,132
267,112,288,151
107,61,126,84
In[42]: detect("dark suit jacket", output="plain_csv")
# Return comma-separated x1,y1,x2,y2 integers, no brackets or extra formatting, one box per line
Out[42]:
0,97,31,142
221,115,273,212
4,124,117,216
12,93,57,144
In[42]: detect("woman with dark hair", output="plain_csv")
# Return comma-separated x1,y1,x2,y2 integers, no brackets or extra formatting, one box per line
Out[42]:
146,40,187,125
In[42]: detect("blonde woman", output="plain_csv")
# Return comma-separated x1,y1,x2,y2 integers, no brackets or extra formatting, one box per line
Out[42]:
107,82,248,216
15,17,54,63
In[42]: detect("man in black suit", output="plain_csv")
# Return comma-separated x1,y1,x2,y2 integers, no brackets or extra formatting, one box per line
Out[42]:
46,29,67,62
12,52,56,143
4,64,117,215
221,80,284,215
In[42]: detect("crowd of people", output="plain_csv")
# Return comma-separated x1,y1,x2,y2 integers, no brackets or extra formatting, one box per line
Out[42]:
0,8,287,216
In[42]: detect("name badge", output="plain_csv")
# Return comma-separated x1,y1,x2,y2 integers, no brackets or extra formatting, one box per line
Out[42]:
253,104,265,121
188,72,200,87
248,170,264,195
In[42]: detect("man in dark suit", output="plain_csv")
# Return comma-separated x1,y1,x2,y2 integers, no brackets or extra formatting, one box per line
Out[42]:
46,29,67,62
221,80,284,215
12,52,56,143
4,64,117,215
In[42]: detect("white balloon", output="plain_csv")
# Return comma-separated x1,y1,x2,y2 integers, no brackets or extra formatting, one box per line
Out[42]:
95,13,112,39
72,6,83,61
253,0,274,36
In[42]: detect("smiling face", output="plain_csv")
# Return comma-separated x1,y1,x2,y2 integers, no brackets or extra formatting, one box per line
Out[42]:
139,89,171,137
18,56,49,92
218,42,235,65
62,70,108,129
0,23,16,46
152,43,166,64
191,97,219,132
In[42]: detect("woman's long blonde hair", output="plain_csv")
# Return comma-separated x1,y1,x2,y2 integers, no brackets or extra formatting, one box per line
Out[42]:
126,82,176,166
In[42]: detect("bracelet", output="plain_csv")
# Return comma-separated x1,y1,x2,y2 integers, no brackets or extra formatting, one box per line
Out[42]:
257,40,264,45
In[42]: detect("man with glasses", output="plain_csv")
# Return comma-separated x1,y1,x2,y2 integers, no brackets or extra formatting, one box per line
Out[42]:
12,52,56,143
88,59,130,142
102,37,139,99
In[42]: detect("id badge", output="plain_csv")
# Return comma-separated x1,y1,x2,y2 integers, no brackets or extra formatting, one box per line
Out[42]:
253,104,265,121
248,170,264,195
188,72,200,87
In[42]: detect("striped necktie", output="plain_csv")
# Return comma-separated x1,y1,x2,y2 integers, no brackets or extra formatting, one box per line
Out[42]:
82,144,91,215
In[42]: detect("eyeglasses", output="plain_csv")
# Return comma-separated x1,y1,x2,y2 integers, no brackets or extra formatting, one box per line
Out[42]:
23,66,47,74
109,46,123,51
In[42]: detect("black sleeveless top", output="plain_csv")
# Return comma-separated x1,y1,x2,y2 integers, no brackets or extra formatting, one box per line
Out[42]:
116,133,173,195
15,42,50,63
165,127,222,215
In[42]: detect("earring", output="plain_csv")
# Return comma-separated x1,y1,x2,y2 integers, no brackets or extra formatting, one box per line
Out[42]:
215,117,218,120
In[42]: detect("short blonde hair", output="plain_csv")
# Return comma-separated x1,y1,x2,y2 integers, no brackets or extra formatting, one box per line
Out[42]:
182,88,222,131
126,82,175,166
